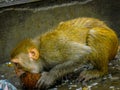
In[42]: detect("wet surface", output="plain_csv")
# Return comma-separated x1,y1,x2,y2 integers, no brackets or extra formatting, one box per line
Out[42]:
0,51,120,90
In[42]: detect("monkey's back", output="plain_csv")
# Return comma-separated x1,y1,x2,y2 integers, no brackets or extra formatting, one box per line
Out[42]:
55,17,109,43
56,17,118,61
40,18,118,65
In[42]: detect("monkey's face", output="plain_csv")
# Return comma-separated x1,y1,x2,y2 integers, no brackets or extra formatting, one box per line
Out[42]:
11,48,42,77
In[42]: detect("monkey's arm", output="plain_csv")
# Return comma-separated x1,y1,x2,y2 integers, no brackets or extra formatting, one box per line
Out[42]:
36,60,82,89
36,43,92,89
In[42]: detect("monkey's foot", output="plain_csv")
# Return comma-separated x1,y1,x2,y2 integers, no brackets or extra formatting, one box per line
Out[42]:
78,70,102,82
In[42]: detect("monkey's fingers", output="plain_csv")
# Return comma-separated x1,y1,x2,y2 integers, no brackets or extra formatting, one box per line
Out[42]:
78,71,92,82
78,74,85,82
36,78,45,89
84,75,93,82
78,71,86,82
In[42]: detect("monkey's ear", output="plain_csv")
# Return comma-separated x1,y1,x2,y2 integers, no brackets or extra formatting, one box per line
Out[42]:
28,48,40,60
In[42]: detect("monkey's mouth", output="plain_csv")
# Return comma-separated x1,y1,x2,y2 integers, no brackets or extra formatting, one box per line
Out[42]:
15,68,26,77
20,72,27,79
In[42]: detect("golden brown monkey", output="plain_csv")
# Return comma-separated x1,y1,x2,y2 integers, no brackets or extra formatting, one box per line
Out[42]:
11,17,118,89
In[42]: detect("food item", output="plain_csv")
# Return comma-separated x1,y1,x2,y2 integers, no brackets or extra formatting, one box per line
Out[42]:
20,72,41,88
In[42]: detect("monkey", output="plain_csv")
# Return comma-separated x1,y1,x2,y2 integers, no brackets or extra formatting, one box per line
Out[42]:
11,17,118,89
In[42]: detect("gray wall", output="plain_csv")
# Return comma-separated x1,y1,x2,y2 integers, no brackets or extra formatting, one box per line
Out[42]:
0,0,120,63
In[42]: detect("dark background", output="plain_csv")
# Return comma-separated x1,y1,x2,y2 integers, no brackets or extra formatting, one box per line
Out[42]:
0,0,120,63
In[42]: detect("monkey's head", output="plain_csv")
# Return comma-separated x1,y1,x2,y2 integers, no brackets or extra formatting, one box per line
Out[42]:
11,39,42,77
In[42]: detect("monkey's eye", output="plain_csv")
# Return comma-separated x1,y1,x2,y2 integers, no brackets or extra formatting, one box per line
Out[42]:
14,62,18,66
14,63,22,68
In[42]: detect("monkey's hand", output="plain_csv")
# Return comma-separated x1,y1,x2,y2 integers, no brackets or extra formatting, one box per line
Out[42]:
36,72,55,89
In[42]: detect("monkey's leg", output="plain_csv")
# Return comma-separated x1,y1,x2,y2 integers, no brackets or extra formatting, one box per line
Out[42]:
78,28,114,82
78,59,109,82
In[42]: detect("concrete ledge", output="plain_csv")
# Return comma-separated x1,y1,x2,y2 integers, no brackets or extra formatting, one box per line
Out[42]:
0,0,40,8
